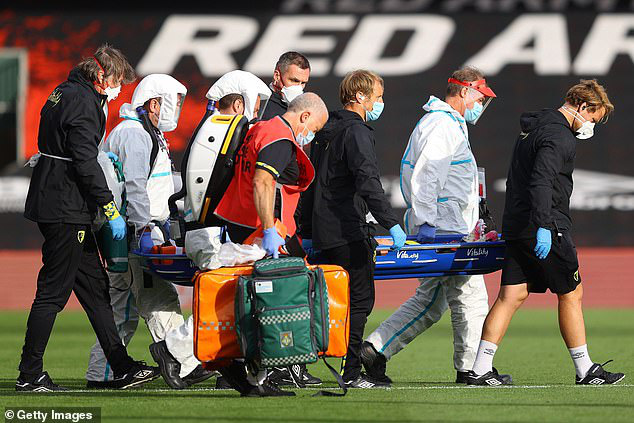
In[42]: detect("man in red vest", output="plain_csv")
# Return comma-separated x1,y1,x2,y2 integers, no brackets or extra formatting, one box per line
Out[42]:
215,92,328,256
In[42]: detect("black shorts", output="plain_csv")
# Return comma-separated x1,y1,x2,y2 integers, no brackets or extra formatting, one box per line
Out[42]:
501,231,581,294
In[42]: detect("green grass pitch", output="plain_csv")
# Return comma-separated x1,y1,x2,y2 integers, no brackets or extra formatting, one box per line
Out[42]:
1,308,633,422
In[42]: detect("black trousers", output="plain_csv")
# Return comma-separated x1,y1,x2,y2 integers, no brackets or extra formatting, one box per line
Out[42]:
19,223,134,379
322,238,377,381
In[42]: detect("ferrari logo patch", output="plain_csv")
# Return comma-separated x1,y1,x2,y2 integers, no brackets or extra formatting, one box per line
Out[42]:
77,230,85,243
280,331,293,348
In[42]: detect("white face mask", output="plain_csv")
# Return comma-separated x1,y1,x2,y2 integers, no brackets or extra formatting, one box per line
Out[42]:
281,84,303,104
562,106,595,140
104,85,121,102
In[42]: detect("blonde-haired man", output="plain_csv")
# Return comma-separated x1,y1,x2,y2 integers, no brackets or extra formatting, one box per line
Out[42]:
468,80,624,386
300,69,406,388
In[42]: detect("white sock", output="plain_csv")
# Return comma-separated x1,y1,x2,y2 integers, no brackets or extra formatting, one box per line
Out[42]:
472,340,498,376
569,344,593,378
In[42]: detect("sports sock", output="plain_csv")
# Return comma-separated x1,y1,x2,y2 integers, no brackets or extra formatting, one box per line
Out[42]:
569,344,593,378
471,340,498,376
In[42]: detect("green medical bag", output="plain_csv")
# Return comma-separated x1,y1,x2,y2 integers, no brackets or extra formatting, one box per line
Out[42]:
235,257,329,368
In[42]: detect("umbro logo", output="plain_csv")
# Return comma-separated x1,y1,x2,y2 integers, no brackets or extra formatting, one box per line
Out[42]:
357,381,375,388
588,378,604,385
485,378,502,386
134,370,154,378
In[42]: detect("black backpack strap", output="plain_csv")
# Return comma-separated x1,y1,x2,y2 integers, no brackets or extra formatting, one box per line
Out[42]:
136,107,162,178
312,357,348,397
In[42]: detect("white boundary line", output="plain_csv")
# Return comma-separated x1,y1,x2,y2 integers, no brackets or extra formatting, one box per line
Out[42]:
7,384,632,394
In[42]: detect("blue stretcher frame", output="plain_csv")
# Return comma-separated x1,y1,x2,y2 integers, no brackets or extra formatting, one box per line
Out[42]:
132,235,505,286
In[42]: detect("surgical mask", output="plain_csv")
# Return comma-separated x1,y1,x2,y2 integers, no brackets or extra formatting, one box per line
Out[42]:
104,85,121,102
297,118,315,147
464,101,483,124
366,102,384,121
281,84,303,104
562,106,595,140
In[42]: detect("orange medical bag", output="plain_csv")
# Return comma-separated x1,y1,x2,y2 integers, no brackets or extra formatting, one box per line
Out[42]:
193,264,350,363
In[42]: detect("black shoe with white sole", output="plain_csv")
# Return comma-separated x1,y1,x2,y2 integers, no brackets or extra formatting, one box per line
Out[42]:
300,365,322,386
149,341,187,389
466,368,513,386
576,360,625,385
215,375,233,390
344,372,391,389
114,361,161,390
457,367,512,384
359,341,393,384
16,372,68,392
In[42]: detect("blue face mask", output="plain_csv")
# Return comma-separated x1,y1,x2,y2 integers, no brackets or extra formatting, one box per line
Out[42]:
464,101,483,124
297,120,315,147
366,101,384,121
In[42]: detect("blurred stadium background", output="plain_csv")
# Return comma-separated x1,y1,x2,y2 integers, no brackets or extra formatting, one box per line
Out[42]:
1,0,633,310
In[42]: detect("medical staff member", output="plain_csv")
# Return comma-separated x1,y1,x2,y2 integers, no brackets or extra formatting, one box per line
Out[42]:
149,70,272,390
257,50,321,389
84,74,212,389
361,67,498,385
19,45,157,392
300,70,406,388
468,80,625,386
261,51,310,120
215,93,328,397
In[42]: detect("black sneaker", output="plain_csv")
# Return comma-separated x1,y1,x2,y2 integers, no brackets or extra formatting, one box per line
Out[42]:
243,378,296,397
267,367,293,386
149,341,187,389
457,367,511,384
359,341,393,384
576,360,625,385
301,365,322,386
16,372,68,392
182,365,216,387
215,375,233,390
344,372,391,388
466,368,512,386
218,361,252,395
114,361,161,390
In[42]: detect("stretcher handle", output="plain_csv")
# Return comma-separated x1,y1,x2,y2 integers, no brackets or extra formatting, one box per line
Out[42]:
131,249,189,260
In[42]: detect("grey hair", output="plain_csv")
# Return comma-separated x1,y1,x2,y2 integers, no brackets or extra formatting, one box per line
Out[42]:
275,51,311,74
288,92,327,118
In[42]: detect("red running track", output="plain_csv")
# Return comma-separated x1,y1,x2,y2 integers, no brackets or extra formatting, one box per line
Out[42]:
1,249,632,310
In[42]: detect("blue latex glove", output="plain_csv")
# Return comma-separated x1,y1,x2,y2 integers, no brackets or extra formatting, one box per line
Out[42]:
302,239,313,257
263,227,286,258
106,151,119,162
389,225,407,251
109,216,127,241
139,230,154,252
534,227,552,260
416,223,436,244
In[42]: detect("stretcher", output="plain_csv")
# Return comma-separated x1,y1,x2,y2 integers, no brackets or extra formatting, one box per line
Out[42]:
133,235,505,286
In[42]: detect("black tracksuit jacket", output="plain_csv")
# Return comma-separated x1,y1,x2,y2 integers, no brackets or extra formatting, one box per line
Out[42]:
24,68,113,225
502,109,576,240
300,109,399,250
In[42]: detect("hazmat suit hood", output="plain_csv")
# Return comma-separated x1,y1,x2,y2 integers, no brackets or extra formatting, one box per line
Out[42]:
205,70,271,121
519,109,572,135
119,74,187,132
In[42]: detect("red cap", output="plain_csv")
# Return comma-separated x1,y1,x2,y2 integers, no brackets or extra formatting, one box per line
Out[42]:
448,78,497,98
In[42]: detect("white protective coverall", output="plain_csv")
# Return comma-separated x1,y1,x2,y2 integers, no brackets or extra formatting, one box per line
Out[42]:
164,70,271,371
365,96,489,372
86,74,200,382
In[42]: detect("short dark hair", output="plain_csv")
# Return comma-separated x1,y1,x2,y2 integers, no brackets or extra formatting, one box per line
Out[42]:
275,51,310,74
218,93,244,111
77,43,135,85
446,66,484,97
